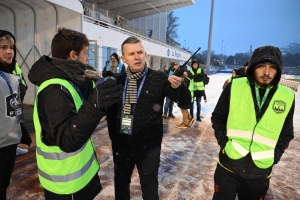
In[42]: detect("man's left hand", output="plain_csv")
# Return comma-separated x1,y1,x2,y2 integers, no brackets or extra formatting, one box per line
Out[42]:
168,75,182,89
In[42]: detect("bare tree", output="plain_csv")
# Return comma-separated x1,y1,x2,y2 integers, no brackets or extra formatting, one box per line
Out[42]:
166,11,179,39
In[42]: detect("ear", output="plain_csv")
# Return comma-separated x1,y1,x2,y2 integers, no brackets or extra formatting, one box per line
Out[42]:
67,50,77,61
121,55,126,64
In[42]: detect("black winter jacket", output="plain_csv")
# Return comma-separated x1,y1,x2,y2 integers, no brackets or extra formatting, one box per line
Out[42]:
29,56,105,152
211,67,295,179
106,68,191,147
28,56,103,198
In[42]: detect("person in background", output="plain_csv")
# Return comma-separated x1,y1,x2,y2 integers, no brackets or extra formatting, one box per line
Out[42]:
0,30,32,200
102,52,125,80
106,36,191,200
82,5,87,15
235,61,249,77
163,62,179,119
176,72,195,128
187,59,205,121
202,71,209,102
211,45,295,199
14,61,30,156
28,27,122,200
222,69,237,89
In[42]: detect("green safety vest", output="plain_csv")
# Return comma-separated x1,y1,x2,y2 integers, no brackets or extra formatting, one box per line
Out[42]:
33,78,99,194
187,68,204,101
225,78,294,169
13,63,27,87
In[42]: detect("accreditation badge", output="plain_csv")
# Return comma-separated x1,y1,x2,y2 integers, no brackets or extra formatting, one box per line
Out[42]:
120,112,134,135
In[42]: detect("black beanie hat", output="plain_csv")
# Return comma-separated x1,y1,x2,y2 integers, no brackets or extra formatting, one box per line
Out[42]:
246,45,283,85
110,52,120,64
191,59,199,67
170,62,178,68
248,45,282,72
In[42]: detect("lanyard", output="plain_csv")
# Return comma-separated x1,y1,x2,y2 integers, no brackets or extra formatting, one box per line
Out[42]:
122,68,148,110
0,71,20,98
69,81,84,100
255,84,270,111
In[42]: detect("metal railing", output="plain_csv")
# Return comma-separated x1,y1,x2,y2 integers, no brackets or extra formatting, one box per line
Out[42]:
83,15,190,54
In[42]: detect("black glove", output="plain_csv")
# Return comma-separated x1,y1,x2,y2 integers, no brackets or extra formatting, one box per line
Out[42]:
88,79,122,110
20,123,32,147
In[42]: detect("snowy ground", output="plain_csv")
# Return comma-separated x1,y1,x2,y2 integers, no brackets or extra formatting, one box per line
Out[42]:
7,73,300,200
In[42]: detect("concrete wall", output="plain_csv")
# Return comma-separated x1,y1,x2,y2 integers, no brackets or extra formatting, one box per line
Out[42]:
0,0,83,104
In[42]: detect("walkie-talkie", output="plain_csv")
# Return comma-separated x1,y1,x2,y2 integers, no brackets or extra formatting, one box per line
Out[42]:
173,47,201,77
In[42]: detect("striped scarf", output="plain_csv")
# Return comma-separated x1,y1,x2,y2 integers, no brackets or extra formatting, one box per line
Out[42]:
124,66,147,114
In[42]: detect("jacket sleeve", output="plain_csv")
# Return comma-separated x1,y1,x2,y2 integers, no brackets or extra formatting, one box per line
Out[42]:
38,84,105,152
106,75,125,141
164,75,191,106
211,82,231,148
102,65,108,77
187,70,202,80
187,71,197,79
274,98,295,164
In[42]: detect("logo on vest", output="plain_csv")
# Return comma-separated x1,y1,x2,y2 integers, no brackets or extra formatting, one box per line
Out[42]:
273,100,285,114
6,94,18,117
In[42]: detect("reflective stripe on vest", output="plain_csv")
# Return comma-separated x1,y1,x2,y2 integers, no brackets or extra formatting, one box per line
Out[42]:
33,78,99,194
13,63,26,87
225,78,294,169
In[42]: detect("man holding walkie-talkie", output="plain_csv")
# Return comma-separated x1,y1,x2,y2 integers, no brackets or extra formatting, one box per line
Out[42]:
106,36,191,200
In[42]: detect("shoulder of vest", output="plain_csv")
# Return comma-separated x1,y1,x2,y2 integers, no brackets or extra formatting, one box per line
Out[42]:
277,84,294,98
39,78,73,91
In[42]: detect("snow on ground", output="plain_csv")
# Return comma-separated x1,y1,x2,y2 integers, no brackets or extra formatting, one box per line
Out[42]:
7,73,300,200
94,73,300,200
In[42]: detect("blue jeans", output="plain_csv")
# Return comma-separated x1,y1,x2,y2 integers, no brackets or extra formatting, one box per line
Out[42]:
190,96,202,119
163,97,174,116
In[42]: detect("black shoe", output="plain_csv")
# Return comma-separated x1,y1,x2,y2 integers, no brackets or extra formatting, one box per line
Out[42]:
196,117,202,122
168,114,175,118
162,115,167,119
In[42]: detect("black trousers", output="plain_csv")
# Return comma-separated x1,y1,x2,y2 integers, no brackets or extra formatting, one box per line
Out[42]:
0,144,18,200
213,164,270,200
112,141,161,200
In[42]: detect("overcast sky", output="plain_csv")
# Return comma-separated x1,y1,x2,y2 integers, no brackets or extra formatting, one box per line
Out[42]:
174,0,300,56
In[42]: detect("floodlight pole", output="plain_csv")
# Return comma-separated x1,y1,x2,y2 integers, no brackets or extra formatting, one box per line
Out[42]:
205,0,214,72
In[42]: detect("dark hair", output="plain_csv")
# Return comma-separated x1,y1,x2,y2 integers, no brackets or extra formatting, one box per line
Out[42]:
121,36,142,55
0,30,16,70
51,27,89,59
111,52,120,63
0,34,14,45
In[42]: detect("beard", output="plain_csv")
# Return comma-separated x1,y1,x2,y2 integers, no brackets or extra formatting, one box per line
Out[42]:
111,61,118,67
